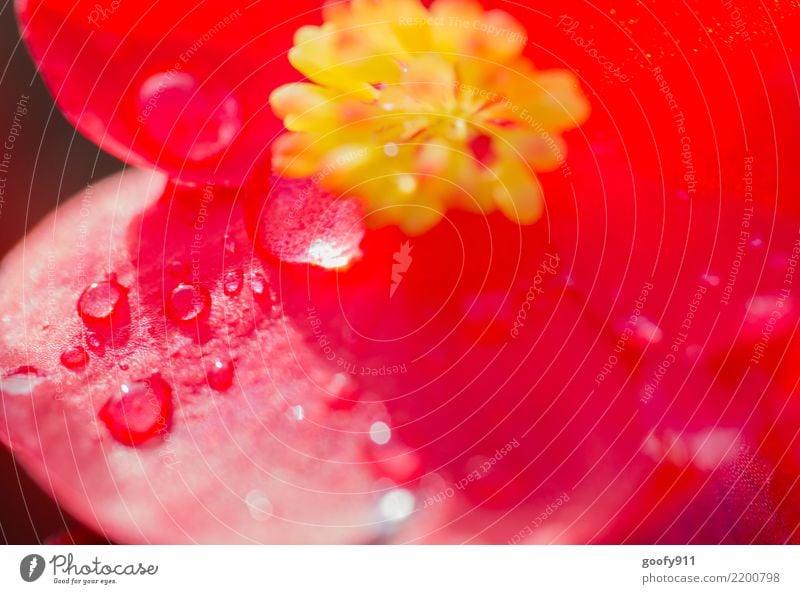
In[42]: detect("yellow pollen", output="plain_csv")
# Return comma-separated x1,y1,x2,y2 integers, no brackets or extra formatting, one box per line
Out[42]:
269,0,590,235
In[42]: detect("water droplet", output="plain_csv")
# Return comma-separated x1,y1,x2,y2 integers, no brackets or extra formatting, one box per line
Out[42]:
702,273,721,287
85,331,104,350
78,278,126,323
60,346,89,371
119,362,130,371
223,270,243,296
378,488,415,522
396,174,417,194
750,236,764,248
99,375,173,446
136,71,242,162
633,317,663,346
370,421,392,445
249,178,364,269
245,490,273,521
250,272,269,298
167,283,210,322
383,142,399,157
207,358,233,391
290,405,304,421
1,366,45,396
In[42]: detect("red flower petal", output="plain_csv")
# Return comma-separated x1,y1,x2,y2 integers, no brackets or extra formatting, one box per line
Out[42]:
16,0,322,184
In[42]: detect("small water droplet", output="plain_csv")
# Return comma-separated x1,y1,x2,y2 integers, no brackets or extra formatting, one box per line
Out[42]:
78,278,126,323
99,375,173,446
167,283,211,322
378,488,415,522
250,272,268,298
383,142,399,157
702,273,721,287
223,270,243,296
290,405,305,421
245,490,273,521
60,346,89,371
225,238,237,254
85,331,104,350
370,421,392,445
633,317,663,345
207,358,234,391
119,362,130,371
1,366,45,396
750,236,764,248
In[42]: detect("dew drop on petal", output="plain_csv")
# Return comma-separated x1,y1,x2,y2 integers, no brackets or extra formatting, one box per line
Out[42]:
167,283,211,322
85,331,104,350
250,272,269,298
207,358,234,392
633,317,663,346
249,178,364,269
60,346,89,371
99,375,173,446
136,71,242,162
378,488,415,522
0,366,45,396
702,273,721,287
246,490,273,521
290,405,305,421
370,421,392,445
78,278,126,323
223,270,243,296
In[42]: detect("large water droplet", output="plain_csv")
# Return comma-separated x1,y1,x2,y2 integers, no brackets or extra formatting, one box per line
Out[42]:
249,178,364,268
136,71,242,162
60,346,89,371
0,366,45,396
167,283,210,322
223,269,243,296
78,278,126,323
207,358,234,392
99,375,173,446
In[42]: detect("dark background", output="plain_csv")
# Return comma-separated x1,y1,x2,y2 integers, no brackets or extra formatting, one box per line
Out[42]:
0,1,122,543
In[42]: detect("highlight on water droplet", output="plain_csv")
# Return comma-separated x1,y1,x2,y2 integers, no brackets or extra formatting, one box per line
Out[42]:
249,178,364,269
378,488,415,523
78,277,127,323
250,272,269,298
0,366,45,396
60,346,89,371
207,358,234,392
99,374,173,446
167,283,211,322
369,421,392,446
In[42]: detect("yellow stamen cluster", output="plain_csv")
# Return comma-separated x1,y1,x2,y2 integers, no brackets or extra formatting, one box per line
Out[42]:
270,0,590,234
